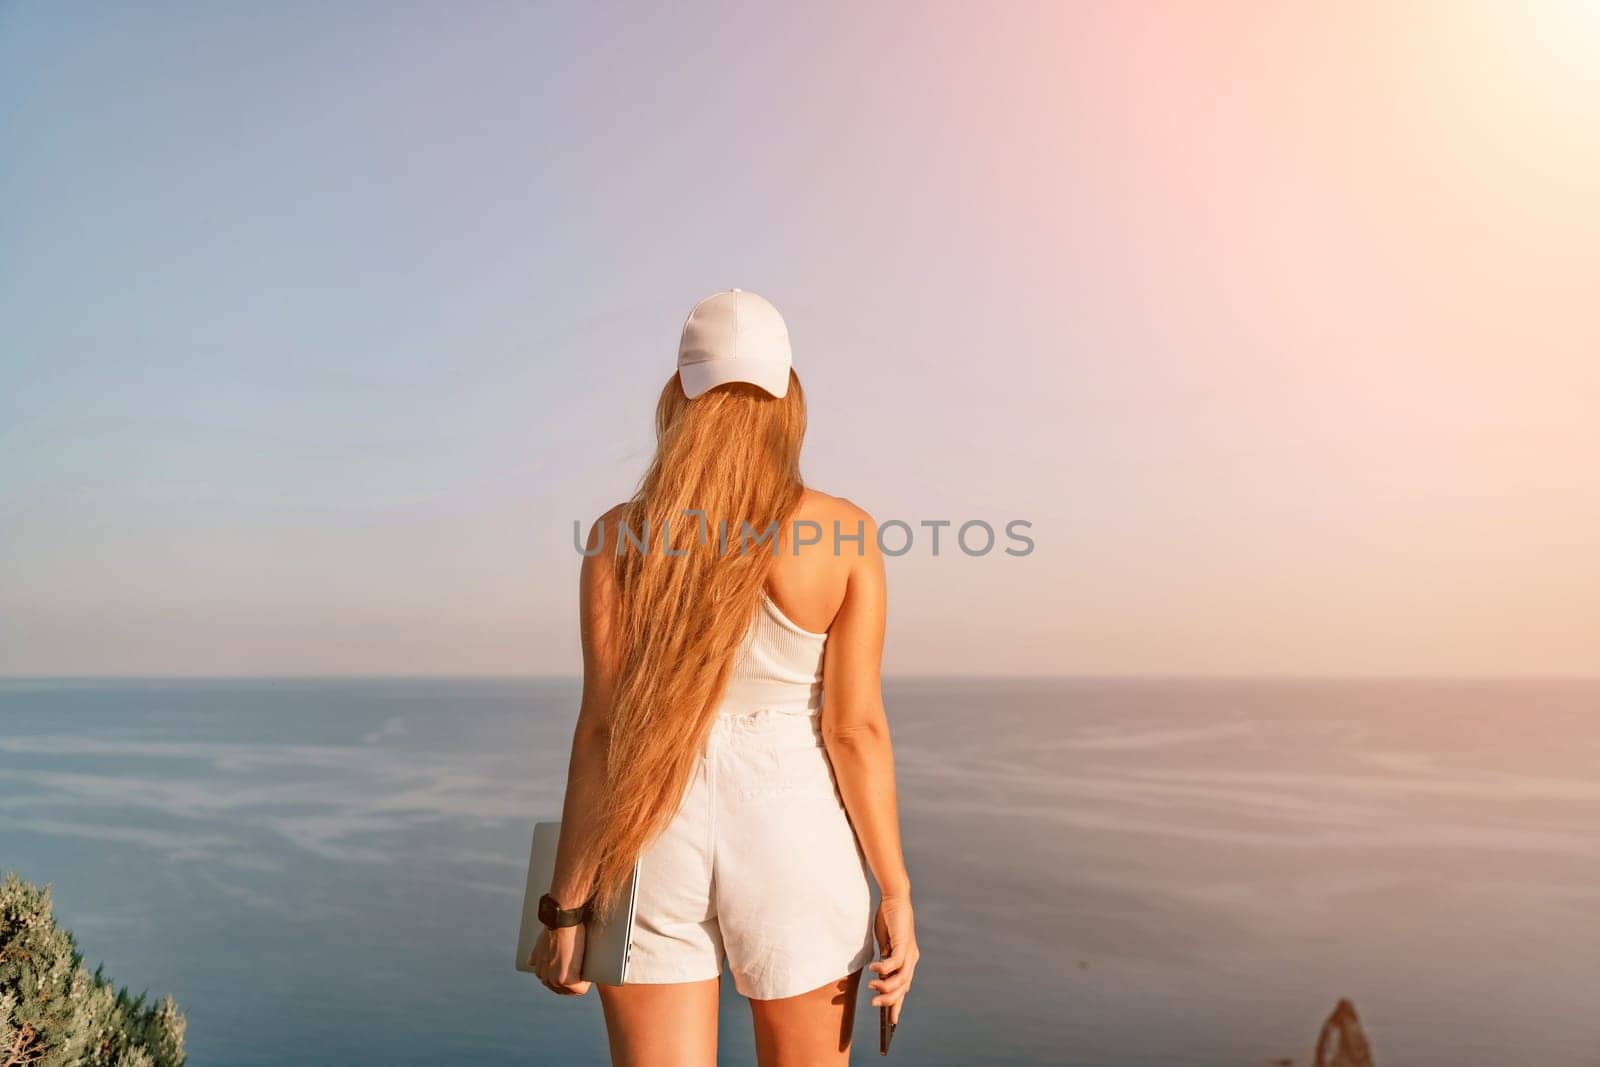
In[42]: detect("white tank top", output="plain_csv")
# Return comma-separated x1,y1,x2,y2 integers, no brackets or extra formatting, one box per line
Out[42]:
716,591,828,715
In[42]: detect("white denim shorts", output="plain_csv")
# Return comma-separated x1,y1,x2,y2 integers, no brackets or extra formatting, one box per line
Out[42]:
618,707,875,1000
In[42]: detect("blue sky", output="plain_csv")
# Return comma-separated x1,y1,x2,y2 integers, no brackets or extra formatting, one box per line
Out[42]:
3,2,1596,675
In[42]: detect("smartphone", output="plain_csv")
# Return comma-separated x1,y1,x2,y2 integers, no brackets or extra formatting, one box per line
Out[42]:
879,1005,895,1055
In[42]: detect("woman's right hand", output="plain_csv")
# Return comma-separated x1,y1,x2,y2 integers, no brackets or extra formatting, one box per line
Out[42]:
868,892,920,1025
531,923,592,997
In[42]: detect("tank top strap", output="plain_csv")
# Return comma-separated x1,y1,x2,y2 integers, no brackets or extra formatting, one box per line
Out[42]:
716,591,827,715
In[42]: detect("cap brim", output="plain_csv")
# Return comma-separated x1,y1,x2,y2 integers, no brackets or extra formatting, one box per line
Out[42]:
678,358,791,400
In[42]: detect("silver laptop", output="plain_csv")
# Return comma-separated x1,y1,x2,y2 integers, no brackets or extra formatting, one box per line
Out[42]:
515,821,640,986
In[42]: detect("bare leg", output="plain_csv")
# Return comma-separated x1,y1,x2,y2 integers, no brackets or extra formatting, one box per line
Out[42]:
748,969,862,1067
598,976,720,1067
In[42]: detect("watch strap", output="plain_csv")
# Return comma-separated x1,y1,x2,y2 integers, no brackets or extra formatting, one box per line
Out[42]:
538,892,592,929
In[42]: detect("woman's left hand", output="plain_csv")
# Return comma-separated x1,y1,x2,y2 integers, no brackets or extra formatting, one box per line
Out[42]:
868,892,920,1024
531,924,591,996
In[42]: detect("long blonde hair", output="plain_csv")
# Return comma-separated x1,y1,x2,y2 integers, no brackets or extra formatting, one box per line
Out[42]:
584,370,807,919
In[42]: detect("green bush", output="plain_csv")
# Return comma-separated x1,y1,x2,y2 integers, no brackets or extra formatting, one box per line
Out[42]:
0,872,185,1067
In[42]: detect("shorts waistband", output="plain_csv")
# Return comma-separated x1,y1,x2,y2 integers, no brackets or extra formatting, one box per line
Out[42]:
707,707,824,750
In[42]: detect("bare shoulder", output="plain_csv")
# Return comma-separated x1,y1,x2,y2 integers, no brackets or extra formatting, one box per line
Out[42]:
579,501,631,589
597,499,631,528
790,489,882,580
794,488,878,535
794,492,886,643
583,501,631,549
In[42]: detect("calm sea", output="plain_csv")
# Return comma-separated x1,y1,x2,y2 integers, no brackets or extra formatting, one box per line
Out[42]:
1,677,1597,1065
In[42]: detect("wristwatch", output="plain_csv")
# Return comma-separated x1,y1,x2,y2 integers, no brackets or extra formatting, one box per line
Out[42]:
537,892,592,930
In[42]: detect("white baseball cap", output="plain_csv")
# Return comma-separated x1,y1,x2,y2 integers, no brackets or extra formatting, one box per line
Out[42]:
676,288,792,399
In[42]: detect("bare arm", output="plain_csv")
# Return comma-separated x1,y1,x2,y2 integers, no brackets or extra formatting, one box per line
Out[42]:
548,513,622,908
821,512,910,898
